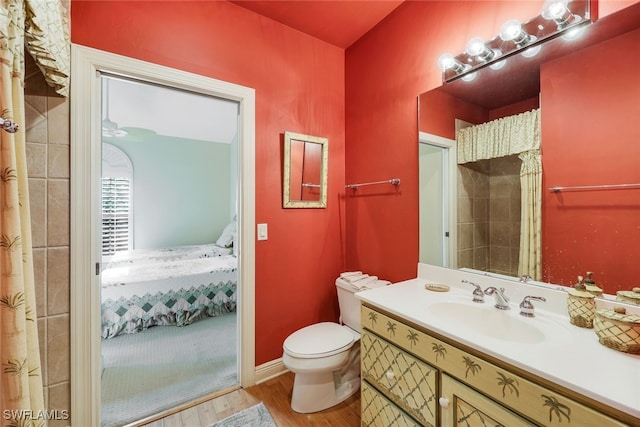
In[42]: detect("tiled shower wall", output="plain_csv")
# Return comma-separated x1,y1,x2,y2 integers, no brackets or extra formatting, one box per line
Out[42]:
457,160,490,271
488,155,521,276
24,54,71,427
457,155,521,277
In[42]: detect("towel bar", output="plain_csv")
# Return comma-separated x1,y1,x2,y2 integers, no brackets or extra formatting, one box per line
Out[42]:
345,178,400,190
548,183,640,192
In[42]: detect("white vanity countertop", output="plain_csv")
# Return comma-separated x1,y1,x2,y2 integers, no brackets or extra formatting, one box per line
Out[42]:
355,269,640,420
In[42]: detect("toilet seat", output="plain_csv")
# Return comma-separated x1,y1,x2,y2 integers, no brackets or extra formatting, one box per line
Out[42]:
283,322,355,359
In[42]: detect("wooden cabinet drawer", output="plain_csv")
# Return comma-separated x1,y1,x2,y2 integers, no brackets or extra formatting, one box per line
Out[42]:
361,330,437,426
362,305,628,427
361,380,421,427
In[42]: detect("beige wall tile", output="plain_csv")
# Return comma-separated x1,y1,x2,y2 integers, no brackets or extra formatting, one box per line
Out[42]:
26,142,47,177
47,247,70,316
33,247,46,316
473,222,488,247
457,197,473,222
47,95,70,145
473,246,488,270
47,179,70,246
490,198,510,222
29,178,47,248
48,381,71,427
458,223,473,250
48,144,70,179
458,248,473,269
47,314,70,385
490,222,510,246
489,245,510,273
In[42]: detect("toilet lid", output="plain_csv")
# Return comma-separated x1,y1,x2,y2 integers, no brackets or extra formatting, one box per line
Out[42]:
283,322,355,358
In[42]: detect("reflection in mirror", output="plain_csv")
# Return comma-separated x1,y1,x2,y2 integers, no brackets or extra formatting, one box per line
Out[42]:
418,3,640,294
283,131,328,208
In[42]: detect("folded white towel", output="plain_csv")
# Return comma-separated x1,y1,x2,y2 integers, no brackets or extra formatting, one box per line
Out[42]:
340,271,362,278
343,274,368,283
350,276,378,289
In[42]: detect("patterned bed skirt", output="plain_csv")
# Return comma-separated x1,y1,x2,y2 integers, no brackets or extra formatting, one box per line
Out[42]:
101,280,236,339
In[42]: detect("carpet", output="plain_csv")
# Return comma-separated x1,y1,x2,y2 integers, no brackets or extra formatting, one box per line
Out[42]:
209,403,277,427
101,313,238,427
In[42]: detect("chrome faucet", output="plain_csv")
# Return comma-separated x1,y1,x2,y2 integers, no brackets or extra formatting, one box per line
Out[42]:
484,287,510,310
462,280,484,303
519,296,546,317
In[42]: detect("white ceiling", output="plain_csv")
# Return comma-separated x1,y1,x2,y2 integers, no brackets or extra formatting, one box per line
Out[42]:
104,76,239,144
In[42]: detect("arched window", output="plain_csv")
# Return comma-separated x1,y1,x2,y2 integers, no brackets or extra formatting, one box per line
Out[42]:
102,143,133,256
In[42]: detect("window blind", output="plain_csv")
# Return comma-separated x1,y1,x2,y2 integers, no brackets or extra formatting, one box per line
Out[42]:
102,176,131,255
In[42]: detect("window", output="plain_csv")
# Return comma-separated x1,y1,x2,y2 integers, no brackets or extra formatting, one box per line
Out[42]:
102,176,131,255
102,143,133,256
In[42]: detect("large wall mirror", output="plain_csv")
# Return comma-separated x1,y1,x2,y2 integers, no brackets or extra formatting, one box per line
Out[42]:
418,2,640,294
283,131,328,208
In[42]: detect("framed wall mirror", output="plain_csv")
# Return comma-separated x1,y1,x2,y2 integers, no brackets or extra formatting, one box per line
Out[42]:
283,131,328,208
418,2,640,293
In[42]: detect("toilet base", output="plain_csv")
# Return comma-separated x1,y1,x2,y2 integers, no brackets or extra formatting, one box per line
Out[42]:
289,343,361,413
291,370,360,413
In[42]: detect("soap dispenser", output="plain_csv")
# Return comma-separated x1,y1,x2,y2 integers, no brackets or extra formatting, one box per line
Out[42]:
567,275,596,328
584,271,603,296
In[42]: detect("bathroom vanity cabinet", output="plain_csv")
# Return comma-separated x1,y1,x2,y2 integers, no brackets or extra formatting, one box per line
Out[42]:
360,304,629,427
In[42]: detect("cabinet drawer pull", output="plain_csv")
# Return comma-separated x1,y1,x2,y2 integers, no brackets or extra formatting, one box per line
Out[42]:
385,370,395,382
439,397,450,409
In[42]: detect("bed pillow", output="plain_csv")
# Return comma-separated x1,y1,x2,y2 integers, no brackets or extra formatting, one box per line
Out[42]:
232,232,238,257
216,221,236,248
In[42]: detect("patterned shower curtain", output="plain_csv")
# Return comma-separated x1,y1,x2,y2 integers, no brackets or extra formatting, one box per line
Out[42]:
0,1,68,426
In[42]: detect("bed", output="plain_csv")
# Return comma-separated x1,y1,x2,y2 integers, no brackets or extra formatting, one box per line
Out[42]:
100,243,237,339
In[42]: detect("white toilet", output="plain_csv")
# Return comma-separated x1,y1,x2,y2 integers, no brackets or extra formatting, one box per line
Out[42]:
282,277,380,413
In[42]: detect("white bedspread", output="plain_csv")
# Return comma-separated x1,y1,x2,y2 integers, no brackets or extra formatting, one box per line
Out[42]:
101,255,237,301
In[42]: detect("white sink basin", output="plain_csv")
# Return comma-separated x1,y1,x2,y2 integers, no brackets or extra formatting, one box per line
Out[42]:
427,301,564,344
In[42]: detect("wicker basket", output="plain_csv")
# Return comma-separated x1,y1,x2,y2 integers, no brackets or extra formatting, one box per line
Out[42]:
593,307,640,354
616,287,640,305
567,277,596,328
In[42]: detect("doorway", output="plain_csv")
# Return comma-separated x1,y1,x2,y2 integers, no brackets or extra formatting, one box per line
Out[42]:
418,132,457,268
70,45,256,427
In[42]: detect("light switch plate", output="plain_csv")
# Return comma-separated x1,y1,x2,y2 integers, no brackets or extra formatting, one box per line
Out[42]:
257,223,268,240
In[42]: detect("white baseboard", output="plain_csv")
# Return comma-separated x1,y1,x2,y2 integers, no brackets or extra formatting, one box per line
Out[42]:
254,358,288,384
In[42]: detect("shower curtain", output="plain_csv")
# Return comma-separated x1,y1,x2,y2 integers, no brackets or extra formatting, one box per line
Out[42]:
457,109,542,280
0,1,69,426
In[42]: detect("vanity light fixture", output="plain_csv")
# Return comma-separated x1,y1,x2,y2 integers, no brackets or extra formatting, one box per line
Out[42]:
437,0,591,83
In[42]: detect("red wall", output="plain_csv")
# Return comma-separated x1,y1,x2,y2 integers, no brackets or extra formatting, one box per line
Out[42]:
70,1,345,365
540,28,640,292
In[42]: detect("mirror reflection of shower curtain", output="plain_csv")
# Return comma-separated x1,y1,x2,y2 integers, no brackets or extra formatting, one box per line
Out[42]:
518,150,542,280
456,109,541,280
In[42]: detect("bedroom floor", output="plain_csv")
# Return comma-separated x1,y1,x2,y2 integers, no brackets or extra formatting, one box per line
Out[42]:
142,371,361,426
101,313,238,427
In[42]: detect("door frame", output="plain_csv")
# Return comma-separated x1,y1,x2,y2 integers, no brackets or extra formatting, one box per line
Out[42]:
418,131,457,268
70,44,256,427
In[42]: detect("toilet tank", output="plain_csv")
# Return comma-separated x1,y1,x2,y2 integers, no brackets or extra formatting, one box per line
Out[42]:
335,278,362,331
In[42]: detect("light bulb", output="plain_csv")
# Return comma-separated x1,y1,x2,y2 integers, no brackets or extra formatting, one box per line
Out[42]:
437,53,466,74
542,0,573,28
465,37,495,61
500,19,530,47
